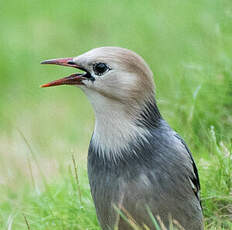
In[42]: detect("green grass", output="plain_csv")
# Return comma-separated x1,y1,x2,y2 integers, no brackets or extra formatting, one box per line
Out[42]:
0,0,232,229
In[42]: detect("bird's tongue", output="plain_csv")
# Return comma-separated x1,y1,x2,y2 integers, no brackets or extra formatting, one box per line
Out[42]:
41,73,85,88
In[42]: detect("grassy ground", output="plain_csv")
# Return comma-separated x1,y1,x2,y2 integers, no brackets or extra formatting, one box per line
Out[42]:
0,0,232,229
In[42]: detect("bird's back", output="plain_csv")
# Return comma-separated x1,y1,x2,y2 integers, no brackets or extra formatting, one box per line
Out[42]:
88,119,203,230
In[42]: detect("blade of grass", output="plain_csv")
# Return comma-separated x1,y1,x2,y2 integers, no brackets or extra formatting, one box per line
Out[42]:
72,154,83,206
23,214,31,230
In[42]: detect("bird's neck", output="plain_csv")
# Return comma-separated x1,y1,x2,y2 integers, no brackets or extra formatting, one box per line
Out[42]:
85,90,161,160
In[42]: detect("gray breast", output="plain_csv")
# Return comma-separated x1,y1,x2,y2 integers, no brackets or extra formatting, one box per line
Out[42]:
87,120,203,230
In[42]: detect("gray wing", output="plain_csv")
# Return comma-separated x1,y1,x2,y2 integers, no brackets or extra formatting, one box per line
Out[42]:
120,128,203,229
174,133,201,205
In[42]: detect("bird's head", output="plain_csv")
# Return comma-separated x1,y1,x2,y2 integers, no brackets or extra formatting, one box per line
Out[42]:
41,47,161,156
41,47,155,107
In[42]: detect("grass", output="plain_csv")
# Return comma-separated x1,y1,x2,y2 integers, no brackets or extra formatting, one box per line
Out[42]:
0,0,232,229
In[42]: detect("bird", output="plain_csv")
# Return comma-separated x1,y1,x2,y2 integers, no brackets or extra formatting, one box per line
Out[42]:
41,47,203,230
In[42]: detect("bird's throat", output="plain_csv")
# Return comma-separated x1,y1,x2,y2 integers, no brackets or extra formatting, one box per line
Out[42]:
85,90,161,159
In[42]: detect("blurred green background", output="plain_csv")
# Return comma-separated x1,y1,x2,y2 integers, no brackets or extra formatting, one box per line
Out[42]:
0,0,232,229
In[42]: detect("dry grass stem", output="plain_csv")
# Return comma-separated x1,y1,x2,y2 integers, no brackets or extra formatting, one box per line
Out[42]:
72,154,83,205
23,214,31,230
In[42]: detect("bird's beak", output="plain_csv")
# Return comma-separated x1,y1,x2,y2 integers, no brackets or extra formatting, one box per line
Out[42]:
40,57,88,88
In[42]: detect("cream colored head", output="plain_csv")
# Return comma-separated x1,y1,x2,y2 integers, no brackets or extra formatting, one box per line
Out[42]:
75,47,155,105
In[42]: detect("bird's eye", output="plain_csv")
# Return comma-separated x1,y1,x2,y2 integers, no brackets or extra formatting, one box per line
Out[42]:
93,63,109,76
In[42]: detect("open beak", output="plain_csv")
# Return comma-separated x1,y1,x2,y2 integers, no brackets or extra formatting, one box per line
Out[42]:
40,57,88,88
